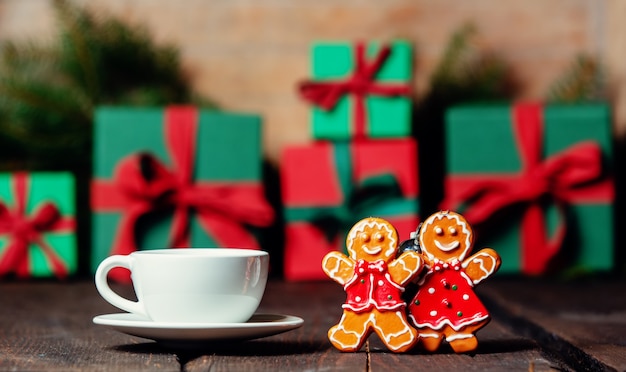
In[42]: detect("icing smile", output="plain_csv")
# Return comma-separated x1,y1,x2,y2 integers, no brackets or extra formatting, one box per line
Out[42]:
362,245,382,255
434,240,460,252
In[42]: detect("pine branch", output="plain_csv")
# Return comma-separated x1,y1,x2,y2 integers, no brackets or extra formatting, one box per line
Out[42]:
426,22,513,102
53,0,100,102
431,23,478,86
0,1,214,170
547,54,604,103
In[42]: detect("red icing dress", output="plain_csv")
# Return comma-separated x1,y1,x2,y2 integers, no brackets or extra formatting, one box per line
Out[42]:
343,259,405,313
408,259,489,331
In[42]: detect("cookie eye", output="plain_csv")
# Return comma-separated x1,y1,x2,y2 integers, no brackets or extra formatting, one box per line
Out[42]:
374,232,384,242
449,227,458,236
360,232,370,242
434,227,444,235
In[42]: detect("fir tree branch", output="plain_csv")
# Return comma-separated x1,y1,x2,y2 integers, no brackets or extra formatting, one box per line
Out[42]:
53,0,100,103
547,54,604,103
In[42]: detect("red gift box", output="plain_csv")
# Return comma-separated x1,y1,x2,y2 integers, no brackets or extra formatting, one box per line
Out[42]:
281,139,419,280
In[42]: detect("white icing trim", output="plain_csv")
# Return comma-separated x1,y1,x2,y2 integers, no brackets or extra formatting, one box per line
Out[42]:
385,273,405,291
347,219,397,258
446,333,474,342
322,253,350,285
419,212,472,261
412,313,489,332
328,313,364,350
390,253,421,285
342,269,407,312
418,332,440,339
370,311,417,351
460,271,474,287
463,252,498,285
362,245,382,255
434,239,460,251
330,310,416,351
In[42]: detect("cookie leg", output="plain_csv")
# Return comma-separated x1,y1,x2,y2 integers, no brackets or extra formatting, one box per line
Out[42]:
328,311,370,352
445,322,484,353
418,331,443,352
371,310,418,353
447,334,477,353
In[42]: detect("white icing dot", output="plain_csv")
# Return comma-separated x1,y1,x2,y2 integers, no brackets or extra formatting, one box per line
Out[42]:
379,267,384,273
463,294,470,300
443,263,449,268
359,268,365,273
435,266,441,271
428,287,435,294
355,296,361,302
378,280,384,286
430,310,437,316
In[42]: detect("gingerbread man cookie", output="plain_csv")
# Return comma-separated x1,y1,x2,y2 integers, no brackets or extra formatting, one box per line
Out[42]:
408,211,501,353
322,217,423,352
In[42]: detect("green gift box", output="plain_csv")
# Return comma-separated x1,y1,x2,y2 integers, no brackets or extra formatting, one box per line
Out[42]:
91,106,273,280
299,41,413,140
0,172,76,279
443,102,614,275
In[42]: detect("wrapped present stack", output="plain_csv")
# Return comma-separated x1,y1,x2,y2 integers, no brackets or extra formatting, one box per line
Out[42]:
282,41,420,281
0,172,77,279
91,106,274,281
442,102,614,275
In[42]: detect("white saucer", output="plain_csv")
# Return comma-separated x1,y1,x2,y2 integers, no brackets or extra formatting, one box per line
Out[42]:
93,313,303,344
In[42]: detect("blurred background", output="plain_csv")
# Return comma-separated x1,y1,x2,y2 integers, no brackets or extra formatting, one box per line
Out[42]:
0,0,622,279
2,0,623,162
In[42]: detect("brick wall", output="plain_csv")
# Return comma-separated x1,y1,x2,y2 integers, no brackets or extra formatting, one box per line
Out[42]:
0,0,623,163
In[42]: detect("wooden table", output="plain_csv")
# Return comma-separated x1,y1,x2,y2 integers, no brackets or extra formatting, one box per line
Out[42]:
1,277,625,371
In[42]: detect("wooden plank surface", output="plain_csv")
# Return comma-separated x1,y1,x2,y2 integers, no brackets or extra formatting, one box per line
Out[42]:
1,278,623,371
368,318,565,372
480,277,626,372
184,281,366,372
0,281,367,371
0,281,181,371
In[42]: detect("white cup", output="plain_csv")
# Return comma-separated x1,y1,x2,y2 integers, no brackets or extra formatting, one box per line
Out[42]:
95,248,269,323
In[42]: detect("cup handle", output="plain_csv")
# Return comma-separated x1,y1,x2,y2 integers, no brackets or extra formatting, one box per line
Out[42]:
94,255,148,318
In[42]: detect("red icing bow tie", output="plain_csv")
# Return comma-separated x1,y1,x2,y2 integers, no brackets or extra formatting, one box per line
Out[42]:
431,259,461,272
356,259,387,274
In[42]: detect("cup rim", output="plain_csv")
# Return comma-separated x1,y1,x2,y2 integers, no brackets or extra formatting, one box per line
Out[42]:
130,248,268,258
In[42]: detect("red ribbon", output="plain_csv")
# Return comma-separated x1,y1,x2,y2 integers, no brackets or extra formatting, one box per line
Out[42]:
0,173,75,279
91,106,274,281
299,42,411,138
442,102,613,274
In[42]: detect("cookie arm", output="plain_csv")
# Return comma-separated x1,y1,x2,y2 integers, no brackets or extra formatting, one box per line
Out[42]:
322,252,355,285
463,248,501,285
388,251,423,285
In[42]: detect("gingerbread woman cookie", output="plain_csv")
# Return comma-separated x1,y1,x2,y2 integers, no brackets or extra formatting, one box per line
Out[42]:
322,217,423,352
408,211,501,353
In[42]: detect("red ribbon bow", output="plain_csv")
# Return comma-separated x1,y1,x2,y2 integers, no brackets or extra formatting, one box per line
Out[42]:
442,103,613,274
0,173,75,278
299,42,411,138
91,106,274,281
